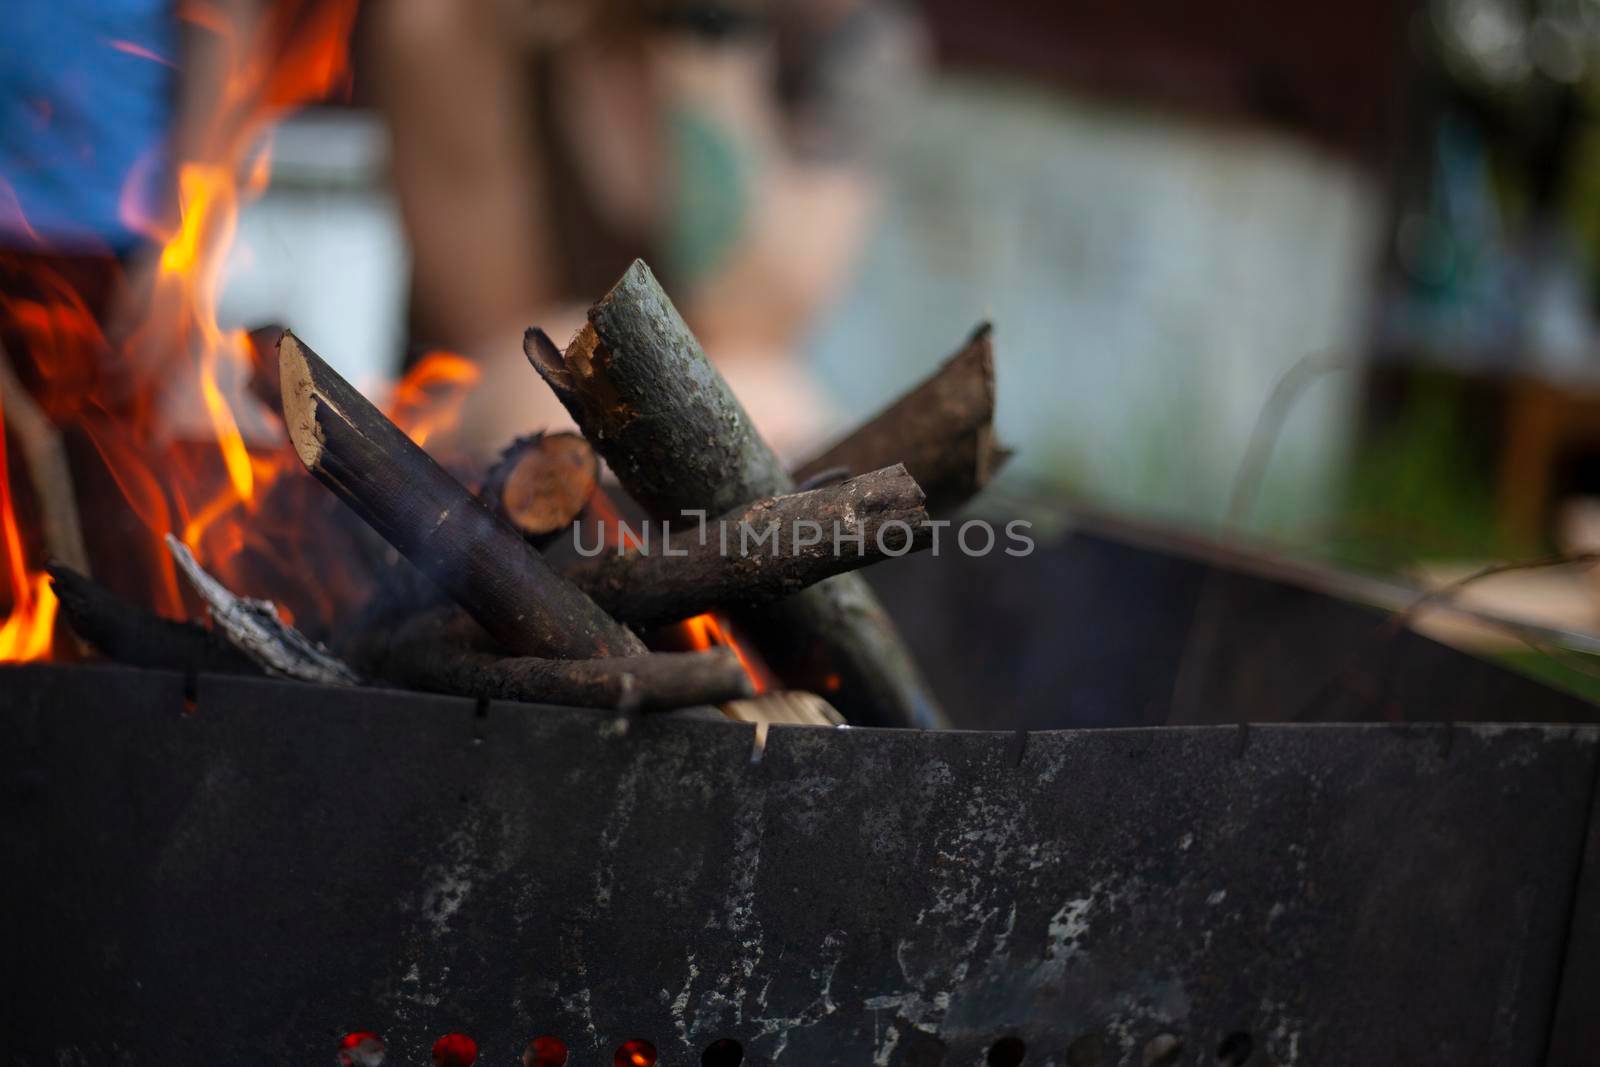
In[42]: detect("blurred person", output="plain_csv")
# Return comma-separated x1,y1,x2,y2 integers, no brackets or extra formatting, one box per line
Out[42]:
368,0,926,458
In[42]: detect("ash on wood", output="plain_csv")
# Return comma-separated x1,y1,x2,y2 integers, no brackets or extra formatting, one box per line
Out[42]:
360,609,753,712
279,331,645,660
793,323,1010,515
565,464,931,628
526,260,946,729
47,563,261,676
164,535,359,686
482,432,598,547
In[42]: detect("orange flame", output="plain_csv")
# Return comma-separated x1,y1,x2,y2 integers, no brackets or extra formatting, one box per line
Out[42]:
0,0,362,654
386,352,482,448
0,391,59,662
585,489,773,694
681,613,773,695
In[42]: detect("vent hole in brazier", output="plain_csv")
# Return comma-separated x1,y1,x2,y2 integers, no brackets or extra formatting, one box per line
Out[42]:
524,1035,570,1067
987,1035,1027,1066
614,1038,658,1067
432,1032,478,1067
1142,1033,1183,1067
337,1031,386,1066
702,1037,744,1066
1216,1031,1254,1065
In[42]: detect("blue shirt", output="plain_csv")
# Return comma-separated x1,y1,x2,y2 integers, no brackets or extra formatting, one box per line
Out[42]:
0,1,176,253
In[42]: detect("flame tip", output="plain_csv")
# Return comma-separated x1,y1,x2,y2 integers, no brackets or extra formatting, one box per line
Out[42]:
3,0,361,659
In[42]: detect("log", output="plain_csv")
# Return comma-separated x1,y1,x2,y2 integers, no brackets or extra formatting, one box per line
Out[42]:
0,339,90,576
165,535,360,685
246,324,286,419
564,464,931,628
793,322,1011,515
526,260,946,729
47,562,262,676
279,330,645,659
360,609,753,712
722,690,845,727
482,431,598,547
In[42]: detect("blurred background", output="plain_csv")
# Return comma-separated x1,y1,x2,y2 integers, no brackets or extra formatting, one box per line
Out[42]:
12,0,1600,691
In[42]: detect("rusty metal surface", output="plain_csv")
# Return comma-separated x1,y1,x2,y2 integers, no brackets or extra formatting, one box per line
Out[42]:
3,664,1598,1066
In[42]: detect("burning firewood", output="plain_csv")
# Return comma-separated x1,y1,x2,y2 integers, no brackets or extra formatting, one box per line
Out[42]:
356,608,755,712
792,323,1011,516
278,331,646,660
524,259,946,730
563,463,932,628
165,535,360,686
47,562,261,677
481,431,599,548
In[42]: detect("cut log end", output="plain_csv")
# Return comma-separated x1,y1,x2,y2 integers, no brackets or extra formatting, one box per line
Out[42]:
484,432,599,539
277,331,325,469
280,328,645,660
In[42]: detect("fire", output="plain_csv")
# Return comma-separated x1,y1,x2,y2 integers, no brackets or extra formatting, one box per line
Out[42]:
0,0,787,691
387,352,482,448
586,490,774,694
0,391,58,662
681,612,773,694
0,0,360,655
155,162,258,514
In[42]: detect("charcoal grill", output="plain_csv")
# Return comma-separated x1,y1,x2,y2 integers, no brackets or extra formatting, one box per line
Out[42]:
5,525,1600,1065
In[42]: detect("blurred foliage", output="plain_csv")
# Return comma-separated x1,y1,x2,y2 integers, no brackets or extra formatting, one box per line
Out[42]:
1333,371,1511,571
1493,646,1600,701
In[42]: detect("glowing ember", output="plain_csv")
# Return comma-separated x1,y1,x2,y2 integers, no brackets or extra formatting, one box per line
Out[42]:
336,1031,386,1067
523,1036,570,1067
431,1032,478,1067
613,1039,658,1067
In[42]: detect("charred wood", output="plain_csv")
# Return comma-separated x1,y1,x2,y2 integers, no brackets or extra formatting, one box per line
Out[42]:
47,563,261,676
793,323,1010,515
526,260,946,729
279,330,644,660
565,464,930,628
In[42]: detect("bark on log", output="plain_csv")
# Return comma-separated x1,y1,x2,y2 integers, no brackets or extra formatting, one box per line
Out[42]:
48,563,262,676
482,431,598,547
793,323,1010,515
565,464,931,628
526,260,945,729
280,331,645,660
361,609,753,712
